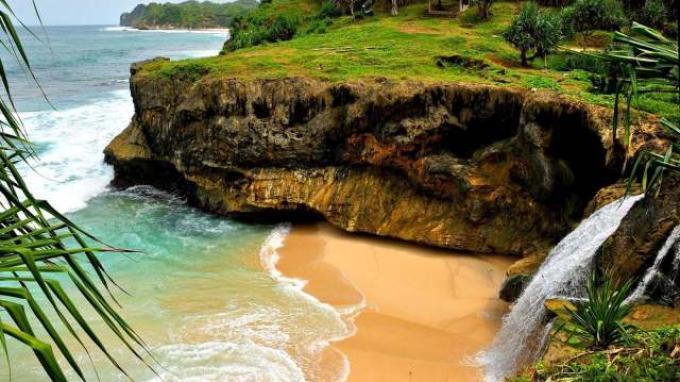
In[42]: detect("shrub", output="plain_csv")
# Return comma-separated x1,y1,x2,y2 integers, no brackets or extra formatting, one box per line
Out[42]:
306,17,333,34
224,11,301,52
562,0,628,34
503,2,563,66
222,0,348,53
562,273,633,349
318,0,343,18
270,14,298,41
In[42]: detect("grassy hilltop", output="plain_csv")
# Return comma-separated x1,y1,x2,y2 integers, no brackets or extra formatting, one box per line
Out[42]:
139,0,677,126
120,0,258,29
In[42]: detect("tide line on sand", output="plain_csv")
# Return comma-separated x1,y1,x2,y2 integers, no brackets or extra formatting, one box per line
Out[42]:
273,222,513,382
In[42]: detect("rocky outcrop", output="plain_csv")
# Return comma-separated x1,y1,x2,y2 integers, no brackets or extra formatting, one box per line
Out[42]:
597,175,680,302
500,176,678,302
105,62,663,256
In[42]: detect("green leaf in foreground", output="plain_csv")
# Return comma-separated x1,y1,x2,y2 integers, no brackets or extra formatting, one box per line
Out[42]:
0,1,153,380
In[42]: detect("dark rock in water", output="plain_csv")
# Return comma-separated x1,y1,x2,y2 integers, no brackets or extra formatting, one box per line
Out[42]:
105,66,665,257
500,274,531,302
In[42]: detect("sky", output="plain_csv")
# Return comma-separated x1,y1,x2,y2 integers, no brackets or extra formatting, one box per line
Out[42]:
11,0,237,26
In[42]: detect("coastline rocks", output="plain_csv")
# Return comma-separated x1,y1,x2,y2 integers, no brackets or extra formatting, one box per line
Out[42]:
105,69,663,256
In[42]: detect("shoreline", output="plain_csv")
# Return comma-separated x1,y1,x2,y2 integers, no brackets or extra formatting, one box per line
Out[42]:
276,223,513,381
106,26,229,35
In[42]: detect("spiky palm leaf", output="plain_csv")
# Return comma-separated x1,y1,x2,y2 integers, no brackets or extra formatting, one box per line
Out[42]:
596,23,679,194
0,2,150,381
565,273,633,349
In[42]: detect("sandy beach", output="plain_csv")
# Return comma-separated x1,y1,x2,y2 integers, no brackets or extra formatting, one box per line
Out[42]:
277,223,513,382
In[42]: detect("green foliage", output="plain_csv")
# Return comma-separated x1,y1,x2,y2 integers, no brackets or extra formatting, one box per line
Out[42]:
223,0,329,52
0,1,151,380
560,273,633,349
158,61,211,81
562,0,627,34
459,5,484,26
120,0,258,29
225,12,302,51
525,75,562,90
524,327,680,381
503,2,563,66
318,0,343,18
595,23,679,194
306,17,334,34
637,0,667,30
140,1,674,120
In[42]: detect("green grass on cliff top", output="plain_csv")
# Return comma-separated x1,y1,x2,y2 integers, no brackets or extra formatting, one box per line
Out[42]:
138,1,677,121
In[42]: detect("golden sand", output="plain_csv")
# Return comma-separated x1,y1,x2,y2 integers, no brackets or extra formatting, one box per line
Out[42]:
277,223,513,382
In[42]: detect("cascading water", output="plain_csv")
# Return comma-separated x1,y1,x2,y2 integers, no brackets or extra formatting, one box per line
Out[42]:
625,225,680,304
477,195,644,382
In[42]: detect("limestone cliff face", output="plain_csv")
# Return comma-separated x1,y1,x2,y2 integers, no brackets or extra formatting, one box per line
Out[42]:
105,62,661,256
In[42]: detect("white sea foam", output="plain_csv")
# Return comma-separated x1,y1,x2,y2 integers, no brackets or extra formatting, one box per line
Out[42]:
134,224,360,382
257,224,364,382
101,26,229,38
19,90,134,213
147,341,307,382
101,26,136,32
18,48,215,213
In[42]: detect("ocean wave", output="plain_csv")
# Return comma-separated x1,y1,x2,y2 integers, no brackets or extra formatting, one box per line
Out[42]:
147,341,306,382
101,26,229,37
112,185,186,204
97,79,130,86
257,224,364,381
19,89,133,213
101,26,136,32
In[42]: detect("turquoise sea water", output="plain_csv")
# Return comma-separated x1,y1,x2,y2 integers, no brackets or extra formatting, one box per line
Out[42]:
3,26,351,381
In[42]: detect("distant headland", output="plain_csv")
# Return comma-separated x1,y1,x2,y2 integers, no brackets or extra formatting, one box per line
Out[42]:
120,0,258,30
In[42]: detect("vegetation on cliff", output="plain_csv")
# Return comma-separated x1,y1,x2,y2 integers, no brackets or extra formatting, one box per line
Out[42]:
139,0,677,124
597,23,678,194
120,0,258,29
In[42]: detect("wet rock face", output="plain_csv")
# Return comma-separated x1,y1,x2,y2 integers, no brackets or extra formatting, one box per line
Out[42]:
106,72,642,256
597,175,680,300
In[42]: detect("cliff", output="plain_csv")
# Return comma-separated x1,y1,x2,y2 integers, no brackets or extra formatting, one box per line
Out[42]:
104,60,665,257
120,0,257,29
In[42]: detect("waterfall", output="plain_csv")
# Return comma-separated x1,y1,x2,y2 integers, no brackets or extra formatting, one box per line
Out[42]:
625,225,680,304
477,195,644,382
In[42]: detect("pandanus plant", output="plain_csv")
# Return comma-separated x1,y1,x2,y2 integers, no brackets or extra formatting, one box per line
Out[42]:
0,2,150,381
566,274,633,349
597,23,679,194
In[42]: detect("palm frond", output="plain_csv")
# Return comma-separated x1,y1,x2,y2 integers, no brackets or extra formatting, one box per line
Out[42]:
594,22,679,194
563,273,633,349
0,2,151,381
